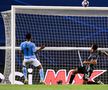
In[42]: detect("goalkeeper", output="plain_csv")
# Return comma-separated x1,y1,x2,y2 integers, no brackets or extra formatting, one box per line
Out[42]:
20,33,45,84
69,44,108,84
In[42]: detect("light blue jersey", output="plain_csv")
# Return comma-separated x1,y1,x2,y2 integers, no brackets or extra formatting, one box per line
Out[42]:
20,41,37,59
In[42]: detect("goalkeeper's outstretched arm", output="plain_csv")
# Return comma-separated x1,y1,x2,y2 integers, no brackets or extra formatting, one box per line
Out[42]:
83,59,97,65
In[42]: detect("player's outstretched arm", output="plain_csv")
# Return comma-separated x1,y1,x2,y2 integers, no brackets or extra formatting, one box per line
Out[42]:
36,44,45,53
83,60,97,65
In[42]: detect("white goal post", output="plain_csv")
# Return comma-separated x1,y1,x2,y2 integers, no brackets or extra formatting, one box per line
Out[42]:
1,6,108,84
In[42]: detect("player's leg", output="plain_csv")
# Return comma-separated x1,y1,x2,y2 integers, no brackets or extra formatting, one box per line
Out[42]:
86,71,104,84
37,65,44,83
69,67,79,84
87,81,102,84
83,70,93,84
32,59,44,83
69,66,86,84
22,59,28,83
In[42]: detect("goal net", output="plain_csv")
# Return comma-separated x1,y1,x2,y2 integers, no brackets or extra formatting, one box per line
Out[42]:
1,6,108,84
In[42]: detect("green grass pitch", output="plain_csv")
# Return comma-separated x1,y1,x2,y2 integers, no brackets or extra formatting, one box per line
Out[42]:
0,85,108,90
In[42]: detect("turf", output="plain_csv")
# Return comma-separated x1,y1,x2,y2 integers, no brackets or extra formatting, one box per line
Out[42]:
0,85,108,90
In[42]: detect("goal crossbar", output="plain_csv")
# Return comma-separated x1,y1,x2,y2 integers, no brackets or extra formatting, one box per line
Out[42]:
0,47,108,51
12,5,108,16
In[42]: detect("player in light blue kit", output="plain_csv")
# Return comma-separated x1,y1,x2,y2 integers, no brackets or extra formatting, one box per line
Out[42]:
20,33,45,84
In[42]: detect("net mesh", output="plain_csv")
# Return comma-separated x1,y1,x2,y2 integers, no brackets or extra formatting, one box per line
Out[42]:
15,14,108,84
1,11,11,84
1,7,108,84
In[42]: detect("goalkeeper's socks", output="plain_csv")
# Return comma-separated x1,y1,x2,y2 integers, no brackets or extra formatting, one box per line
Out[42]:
39,68,44,81
69,74,75,84
22,66,27,80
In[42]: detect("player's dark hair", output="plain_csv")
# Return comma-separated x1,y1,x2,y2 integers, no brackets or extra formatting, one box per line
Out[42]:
92,44,98,51
26,33,31,40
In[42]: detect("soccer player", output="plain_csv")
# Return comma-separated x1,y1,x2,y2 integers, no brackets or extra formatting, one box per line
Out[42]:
69,44,108,84
20,33,45,84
